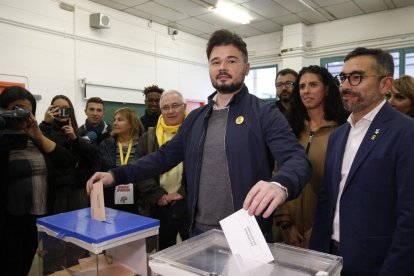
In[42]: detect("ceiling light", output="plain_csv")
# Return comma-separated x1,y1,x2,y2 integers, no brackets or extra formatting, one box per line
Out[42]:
211,2,251,24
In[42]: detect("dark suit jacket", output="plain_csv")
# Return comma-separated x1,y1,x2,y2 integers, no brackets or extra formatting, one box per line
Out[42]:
310,102,414,276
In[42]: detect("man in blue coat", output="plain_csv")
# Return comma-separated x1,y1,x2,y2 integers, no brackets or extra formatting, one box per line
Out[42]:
309,47,414,275
86,29,311,241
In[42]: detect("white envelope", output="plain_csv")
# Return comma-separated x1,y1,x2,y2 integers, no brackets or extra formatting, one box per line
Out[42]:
220,209,274,264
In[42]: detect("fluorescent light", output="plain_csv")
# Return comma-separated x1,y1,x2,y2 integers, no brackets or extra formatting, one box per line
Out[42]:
211,2,251,24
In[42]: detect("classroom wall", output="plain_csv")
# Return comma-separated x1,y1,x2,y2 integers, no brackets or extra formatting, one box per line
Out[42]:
2,0,414,123
0,0,212,123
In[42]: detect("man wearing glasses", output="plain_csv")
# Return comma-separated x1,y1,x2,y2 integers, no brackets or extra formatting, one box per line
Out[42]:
140,85,164,130
310,47,414,275
275,68,298,115
136,90,189,250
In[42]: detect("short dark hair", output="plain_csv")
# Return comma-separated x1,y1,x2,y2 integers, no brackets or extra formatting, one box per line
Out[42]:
287,65,349,137
0,86,37,115
86,97,105,110
276,68,298,80
206,29,248,62
344,47,394,76
143,85,164,98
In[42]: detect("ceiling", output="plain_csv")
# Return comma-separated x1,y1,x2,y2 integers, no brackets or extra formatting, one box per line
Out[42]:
90,0,414,39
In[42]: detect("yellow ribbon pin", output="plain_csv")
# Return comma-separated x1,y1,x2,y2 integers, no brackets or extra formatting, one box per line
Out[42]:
236,116,244,125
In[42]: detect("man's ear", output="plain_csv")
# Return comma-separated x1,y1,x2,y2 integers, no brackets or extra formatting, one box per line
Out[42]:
380,76,394,96
245,62,250,76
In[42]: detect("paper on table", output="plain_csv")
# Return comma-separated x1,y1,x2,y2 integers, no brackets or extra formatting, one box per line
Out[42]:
220,209,274,264
90,181,106,221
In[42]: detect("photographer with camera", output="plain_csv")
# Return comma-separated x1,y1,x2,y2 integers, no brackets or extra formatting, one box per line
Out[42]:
0,86,74,276
40,95,97,212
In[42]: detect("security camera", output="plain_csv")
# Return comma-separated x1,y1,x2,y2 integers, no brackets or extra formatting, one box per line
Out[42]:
168,27,178,36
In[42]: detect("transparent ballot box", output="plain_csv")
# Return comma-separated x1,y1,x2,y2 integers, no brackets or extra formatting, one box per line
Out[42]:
149,229,342,276
36,208,159,276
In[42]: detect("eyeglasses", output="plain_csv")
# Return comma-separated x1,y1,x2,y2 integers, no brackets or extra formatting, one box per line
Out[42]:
160,103,184,112
276,81,295,89
335,73,386,86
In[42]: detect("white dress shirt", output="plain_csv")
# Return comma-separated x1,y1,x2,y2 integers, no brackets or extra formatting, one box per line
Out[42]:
332,100,386,242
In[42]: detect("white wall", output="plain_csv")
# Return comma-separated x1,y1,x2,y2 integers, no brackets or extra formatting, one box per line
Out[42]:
2,0,414,121
0,0,212,122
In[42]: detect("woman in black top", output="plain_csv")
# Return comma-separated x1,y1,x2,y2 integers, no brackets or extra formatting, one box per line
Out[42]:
0,86,73,276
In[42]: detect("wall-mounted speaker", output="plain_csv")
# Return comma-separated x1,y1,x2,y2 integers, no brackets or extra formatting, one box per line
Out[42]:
90,13,111,29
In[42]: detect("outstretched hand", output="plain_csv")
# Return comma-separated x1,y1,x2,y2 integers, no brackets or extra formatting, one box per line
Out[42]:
243,180,287,218
86,172,114,195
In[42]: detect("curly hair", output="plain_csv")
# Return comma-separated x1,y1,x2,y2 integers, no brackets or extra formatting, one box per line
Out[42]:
206,29,248,62
143,85,164,98
287,65,349,137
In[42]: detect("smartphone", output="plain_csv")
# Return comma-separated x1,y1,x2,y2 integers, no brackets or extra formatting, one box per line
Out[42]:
57,107,73,118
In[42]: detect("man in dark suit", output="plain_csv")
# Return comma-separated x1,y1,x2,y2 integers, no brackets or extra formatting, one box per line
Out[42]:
310,47,414,275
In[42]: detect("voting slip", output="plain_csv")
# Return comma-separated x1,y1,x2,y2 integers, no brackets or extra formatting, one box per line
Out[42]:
90,181,106,221
220,209,274,264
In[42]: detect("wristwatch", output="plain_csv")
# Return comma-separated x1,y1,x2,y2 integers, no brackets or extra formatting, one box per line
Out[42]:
280,221,293,230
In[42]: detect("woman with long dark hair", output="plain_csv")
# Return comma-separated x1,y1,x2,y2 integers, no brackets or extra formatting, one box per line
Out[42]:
40,95,97,212
275,65,349,248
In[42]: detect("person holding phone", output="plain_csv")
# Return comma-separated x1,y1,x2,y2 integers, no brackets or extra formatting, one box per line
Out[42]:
40,95,97,212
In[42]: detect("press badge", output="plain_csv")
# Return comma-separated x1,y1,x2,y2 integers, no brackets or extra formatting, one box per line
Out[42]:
114,184,134,204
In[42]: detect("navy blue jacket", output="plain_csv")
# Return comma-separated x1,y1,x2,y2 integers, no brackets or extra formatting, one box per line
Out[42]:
112,85,311,240
310,103,414,275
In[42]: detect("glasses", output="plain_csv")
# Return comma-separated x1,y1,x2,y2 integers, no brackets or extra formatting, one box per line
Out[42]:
276,81,295,90
335,73,386,86
161,103,184,112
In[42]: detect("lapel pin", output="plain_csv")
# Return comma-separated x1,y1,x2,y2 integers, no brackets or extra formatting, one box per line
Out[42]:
235,116,244,125
371,134,376,141
375,129,380,135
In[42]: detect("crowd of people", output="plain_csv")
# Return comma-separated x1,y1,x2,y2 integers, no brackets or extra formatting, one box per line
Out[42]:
1,28,414,276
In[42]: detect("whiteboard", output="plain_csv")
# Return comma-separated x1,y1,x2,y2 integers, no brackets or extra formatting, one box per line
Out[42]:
85,83,145,104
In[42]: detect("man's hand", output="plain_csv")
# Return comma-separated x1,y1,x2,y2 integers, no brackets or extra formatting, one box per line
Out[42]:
243,180,287,218
86,172,114,195
157,192,183,206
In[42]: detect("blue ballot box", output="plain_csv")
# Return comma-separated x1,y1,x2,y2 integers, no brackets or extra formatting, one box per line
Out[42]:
149,229,343,276
36,207,159,276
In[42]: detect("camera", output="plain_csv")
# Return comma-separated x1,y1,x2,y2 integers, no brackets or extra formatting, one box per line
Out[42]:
0,106,30,150
55,107,72,118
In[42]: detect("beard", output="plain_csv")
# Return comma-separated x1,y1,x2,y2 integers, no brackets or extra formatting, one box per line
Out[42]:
211,72,245,94
342,90,384,113
279,91,291,103
212,81,244,94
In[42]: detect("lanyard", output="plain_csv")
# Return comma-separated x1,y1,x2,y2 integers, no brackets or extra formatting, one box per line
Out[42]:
118,139,133,165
